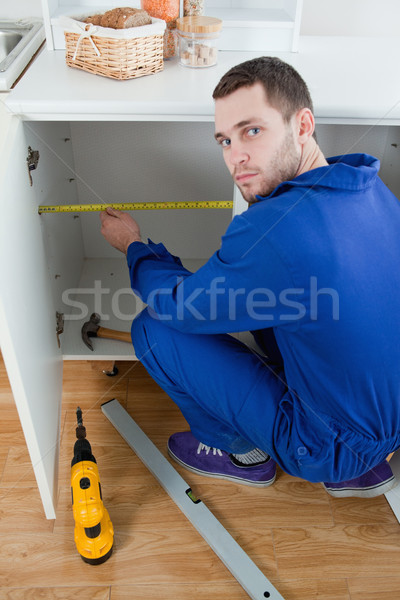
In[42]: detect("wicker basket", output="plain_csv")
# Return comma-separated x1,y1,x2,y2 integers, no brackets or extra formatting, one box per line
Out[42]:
61,15,165,80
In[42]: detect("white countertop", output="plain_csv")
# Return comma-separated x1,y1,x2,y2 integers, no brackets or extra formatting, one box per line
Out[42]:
4,35,400,123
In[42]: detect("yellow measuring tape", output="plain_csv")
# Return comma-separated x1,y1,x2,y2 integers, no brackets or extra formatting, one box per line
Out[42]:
38,201,233,214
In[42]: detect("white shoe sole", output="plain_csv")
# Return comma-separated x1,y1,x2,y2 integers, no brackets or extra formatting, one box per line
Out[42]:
323,475,397,498
167,447,276,488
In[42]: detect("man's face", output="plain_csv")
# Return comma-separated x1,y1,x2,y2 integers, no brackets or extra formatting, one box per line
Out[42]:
214,82,301,204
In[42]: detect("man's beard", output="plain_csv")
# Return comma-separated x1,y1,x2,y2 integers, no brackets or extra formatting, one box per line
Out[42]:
238,128,301,205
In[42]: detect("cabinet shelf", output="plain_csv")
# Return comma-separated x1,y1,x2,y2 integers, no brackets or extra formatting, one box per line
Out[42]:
209,7,295,27
60,257,206,359
212,5,301,51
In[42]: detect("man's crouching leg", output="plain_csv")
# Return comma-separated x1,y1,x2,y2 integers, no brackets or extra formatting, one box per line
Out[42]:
131,308,278,487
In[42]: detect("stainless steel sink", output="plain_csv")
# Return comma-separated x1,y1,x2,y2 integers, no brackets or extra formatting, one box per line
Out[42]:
0,30,23,63
0,20,43,73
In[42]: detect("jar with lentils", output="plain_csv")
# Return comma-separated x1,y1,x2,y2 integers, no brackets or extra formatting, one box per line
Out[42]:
141,0,179,58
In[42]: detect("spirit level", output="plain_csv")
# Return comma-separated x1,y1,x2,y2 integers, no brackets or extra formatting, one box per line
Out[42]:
38,201,233,214
101,398,285,600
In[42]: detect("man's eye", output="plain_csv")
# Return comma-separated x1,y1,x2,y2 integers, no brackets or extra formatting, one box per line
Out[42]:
248,127,260,137
220,138,231,148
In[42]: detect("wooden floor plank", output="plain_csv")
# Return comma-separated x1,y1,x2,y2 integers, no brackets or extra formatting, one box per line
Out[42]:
273,524,400,579
0,588,110,600
110,580,351,600
0,407,27,446
0,529,254,587
110,583,249,600
0,447,9,481
329,495,398,525
271,579,350,600
348,576,400,600
0,391,18,408
61,360,135,409
0,487,54,533
0,446,37,488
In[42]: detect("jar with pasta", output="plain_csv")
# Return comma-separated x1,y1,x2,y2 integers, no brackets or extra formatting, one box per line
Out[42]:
184,0,204,16
141,0,179,58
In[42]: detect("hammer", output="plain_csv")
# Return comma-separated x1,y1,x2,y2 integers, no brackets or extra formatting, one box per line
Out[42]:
81,313,131,351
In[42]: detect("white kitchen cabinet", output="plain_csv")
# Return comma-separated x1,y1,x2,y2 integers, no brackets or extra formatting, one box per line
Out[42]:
0,113,236,519
1,35,400,519
0,110,63,519
42,0,303,52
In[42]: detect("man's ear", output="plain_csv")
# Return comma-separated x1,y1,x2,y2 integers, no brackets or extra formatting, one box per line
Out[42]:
295,108,315,144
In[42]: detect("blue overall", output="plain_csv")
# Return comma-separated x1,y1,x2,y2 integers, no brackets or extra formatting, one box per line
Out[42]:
128,154,400,483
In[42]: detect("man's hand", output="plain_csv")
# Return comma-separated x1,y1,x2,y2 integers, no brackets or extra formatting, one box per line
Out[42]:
100,207,142,254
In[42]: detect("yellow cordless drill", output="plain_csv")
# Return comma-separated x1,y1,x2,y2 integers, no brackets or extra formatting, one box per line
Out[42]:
71,407,114,564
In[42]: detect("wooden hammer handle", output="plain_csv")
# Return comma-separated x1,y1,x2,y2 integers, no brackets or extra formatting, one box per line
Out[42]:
97,326,132,343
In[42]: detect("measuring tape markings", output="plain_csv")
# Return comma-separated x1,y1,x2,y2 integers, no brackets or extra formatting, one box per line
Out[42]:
38,201,234,214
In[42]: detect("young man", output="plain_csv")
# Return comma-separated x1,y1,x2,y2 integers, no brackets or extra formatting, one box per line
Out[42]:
100,57,400,498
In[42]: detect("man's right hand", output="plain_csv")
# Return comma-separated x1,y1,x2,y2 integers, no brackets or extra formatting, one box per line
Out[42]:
100,207,142,254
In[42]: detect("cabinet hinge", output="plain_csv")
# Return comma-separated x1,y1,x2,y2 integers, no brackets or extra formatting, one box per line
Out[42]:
26,146,39,187
56,312,64,348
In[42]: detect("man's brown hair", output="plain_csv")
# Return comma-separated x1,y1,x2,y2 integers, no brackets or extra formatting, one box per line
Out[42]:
213,56,314,123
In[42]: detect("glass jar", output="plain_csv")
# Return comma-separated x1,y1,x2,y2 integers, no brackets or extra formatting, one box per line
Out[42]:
141,0,179,58
141,0,179,22
163,23,177,59
176,16,222,68
184,0,204,16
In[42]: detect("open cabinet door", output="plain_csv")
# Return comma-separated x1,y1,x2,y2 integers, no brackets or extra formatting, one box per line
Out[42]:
232,183,247,217
0,112,62,519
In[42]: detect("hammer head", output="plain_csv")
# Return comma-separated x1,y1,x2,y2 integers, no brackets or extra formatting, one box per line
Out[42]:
81,313,101,351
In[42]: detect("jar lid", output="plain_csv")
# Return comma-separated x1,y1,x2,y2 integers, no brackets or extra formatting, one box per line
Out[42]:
176,16,222,34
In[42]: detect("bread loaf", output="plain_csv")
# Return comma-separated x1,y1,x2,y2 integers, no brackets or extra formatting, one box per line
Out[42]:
85,7,152,29
84,14,103,26
124,8,152,28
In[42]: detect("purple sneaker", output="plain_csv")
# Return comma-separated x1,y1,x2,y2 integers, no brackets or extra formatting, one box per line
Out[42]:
323,459,397,498
167,431,276,487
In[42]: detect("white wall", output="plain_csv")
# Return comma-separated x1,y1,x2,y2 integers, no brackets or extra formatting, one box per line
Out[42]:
0,0,43,19
301,0,400,37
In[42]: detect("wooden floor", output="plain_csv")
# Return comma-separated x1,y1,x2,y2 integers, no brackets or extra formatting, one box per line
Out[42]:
1,353,400,600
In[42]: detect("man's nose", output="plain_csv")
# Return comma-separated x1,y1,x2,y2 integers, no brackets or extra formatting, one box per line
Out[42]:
228,143,249,166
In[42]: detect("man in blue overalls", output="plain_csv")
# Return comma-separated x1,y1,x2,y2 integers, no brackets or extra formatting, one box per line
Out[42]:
100,57,400,498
